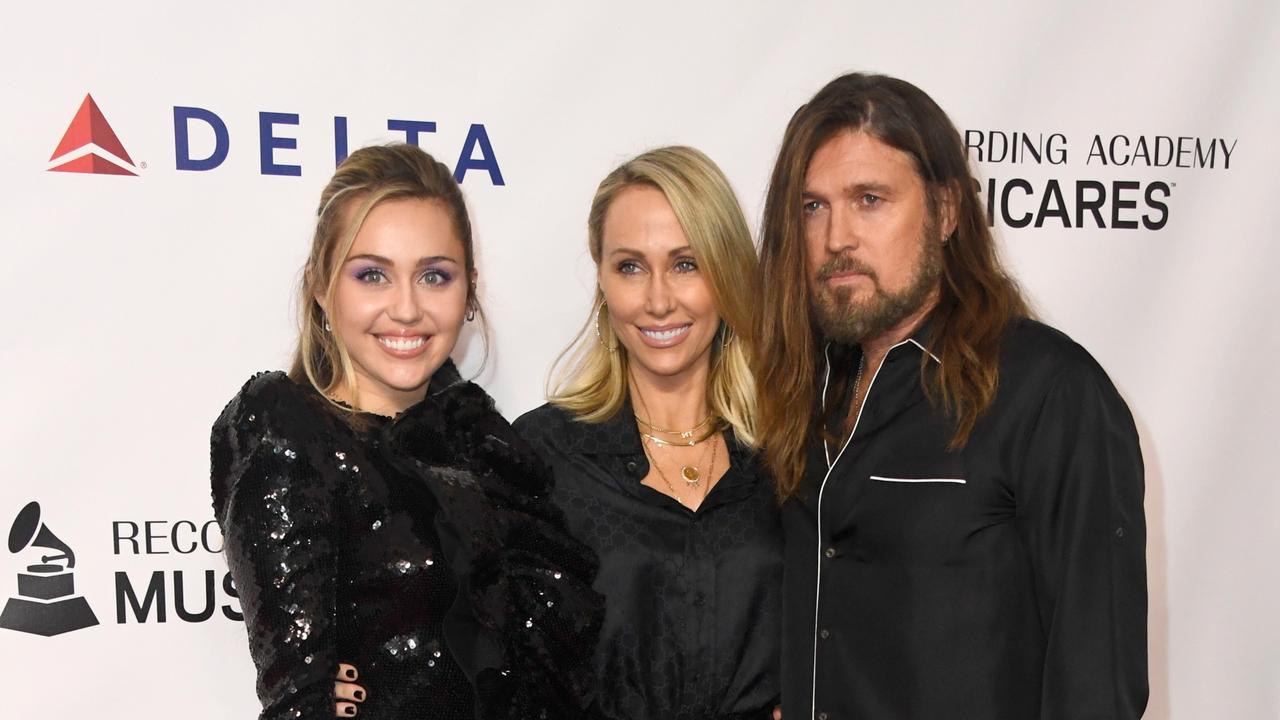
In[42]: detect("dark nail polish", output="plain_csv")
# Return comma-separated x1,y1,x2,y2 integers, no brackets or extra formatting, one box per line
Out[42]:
354,690,365,701
344,705,356,716
344,669,357,680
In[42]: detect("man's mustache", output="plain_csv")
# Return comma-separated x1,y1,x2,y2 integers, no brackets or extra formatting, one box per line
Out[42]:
817,254,878,284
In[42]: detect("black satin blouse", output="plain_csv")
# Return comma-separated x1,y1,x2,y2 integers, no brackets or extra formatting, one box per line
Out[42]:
514,402,782,720
211,363,602,720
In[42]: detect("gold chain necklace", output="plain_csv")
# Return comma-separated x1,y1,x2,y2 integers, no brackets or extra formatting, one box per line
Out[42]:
639,425,720,447
642,432,717,508
687,434,717,485
635,412,714,439
631,378,719,488
645,429,716,485
851,356,867,419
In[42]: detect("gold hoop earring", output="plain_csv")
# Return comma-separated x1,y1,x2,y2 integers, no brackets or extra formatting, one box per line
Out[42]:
595,304,618,352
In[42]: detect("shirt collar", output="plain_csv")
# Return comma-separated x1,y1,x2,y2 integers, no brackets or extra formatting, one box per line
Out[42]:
907,312,942,364
564,396,646,456
821,311,943,367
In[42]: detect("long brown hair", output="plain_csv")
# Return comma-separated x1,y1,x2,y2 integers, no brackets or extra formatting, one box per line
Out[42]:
756,72,1030,501
289,143,484,411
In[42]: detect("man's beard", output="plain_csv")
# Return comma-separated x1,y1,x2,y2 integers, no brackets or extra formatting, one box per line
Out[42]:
810,221,943,345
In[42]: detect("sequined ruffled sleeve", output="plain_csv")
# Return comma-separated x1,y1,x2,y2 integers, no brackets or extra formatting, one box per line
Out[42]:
211,372,338,720
464,408,606,720
382,372,605,720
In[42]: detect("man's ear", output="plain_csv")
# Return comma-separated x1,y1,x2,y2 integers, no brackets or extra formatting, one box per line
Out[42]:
939,181,960,242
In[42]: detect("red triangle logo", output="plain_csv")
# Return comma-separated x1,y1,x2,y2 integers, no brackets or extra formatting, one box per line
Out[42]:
48,94,137,176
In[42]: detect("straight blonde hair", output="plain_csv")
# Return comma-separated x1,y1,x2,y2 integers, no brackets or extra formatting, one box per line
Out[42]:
550,146,760,446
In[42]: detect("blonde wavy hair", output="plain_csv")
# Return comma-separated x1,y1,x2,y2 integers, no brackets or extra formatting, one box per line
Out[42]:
288,143,483,412
550,146,760,445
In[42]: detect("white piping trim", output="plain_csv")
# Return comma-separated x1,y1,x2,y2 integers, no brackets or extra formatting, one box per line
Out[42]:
809,339,912,717
869,475,966,484
907,337,941,364
820,344,836,469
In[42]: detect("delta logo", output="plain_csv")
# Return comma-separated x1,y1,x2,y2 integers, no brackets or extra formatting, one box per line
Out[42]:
48,94,139,177
45,92,504,184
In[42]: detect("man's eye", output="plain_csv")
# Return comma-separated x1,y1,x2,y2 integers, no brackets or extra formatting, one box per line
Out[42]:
861,194,882,206
802,200,823,214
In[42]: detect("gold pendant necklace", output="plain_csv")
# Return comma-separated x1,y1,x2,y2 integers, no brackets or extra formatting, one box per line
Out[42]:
631,378,718,500
642,433,717,509
677,436,716,485
644,428,716,485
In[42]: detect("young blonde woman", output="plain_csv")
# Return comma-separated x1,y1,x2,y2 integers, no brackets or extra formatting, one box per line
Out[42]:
211,143,601,720
514,146,783,719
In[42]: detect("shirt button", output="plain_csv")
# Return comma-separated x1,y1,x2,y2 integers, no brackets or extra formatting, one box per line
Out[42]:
1115,526,1126,541
818,713,829,720
819,628,830,639
625,460,638,474
824,547,837,559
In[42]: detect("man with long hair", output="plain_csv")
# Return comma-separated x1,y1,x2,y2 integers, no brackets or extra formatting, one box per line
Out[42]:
755,73,1147,719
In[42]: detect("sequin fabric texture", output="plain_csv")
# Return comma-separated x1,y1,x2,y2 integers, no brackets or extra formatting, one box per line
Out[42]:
211,362,604,720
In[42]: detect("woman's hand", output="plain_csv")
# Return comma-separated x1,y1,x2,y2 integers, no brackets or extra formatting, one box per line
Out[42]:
334,663,366,716
772,706,782,720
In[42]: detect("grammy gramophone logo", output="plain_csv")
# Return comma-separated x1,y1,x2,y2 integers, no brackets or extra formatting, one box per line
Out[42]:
0,501,99,636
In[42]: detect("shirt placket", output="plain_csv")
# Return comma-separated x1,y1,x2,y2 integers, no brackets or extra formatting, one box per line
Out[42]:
681,506,717,714
812,342,917,720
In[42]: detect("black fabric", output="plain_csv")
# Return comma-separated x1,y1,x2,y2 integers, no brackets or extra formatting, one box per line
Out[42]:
211,362,603,720
781,317,1148,720
515,402,782,720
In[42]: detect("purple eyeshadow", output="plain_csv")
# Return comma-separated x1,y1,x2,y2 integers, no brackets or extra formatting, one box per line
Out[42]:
352,266,389,284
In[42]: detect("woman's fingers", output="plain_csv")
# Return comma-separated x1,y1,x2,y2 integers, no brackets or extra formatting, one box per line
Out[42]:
773,707,782,720
335,680,366,703
334,662,364,715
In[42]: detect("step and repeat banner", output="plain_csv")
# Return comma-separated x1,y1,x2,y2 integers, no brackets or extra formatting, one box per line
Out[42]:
2,2,1277,718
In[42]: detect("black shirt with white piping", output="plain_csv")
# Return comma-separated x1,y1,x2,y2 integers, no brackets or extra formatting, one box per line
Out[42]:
780,317,1148,720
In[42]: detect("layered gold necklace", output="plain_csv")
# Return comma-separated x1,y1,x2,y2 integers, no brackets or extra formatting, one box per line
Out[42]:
643,433,718,508
636,413,714,441
632,384,720,490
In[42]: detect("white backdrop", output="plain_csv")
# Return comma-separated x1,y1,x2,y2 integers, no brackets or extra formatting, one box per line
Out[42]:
2,2,1277,718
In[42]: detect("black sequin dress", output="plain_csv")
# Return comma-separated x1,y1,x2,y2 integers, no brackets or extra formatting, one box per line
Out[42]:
211,362,602,720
